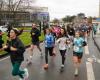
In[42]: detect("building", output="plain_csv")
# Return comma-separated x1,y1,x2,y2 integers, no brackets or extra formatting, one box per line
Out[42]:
0,6,49,26
0,11,30,24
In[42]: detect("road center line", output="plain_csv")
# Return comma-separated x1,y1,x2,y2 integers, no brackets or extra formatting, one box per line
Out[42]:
85,45,95,80
86,62,95,80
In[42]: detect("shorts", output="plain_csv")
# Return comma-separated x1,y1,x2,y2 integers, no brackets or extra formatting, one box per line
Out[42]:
73,51,83,59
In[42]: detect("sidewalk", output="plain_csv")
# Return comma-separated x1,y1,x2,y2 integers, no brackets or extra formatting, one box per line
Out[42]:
92,33,100,52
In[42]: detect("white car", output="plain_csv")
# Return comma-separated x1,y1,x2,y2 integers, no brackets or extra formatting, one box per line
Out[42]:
0,26,7,32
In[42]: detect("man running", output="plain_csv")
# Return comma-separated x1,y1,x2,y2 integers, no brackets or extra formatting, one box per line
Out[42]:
28,23,42,64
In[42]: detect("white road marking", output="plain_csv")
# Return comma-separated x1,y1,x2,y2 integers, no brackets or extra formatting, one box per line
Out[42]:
85,45,95,80
0,56,9,62
86,62,95,80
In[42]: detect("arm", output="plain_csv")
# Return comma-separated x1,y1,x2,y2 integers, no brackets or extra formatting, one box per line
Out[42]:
35,29,41,37
56,38,60,43
16,39,25,54
82,39,87,47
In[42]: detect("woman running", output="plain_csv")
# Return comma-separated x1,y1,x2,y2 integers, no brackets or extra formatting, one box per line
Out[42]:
44,28,55,69
1,28,29,80
56,28,70,72
73,32,87,76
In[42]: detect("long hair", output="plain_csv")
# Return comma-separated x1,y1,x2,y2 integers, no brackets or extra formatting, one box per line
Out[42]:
9,28,24,37
59,28,67,38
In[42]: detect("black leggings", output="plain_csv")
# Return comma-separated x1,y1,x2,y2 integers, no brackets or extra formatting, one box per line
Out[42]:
60,50,66,65
45,47,53,64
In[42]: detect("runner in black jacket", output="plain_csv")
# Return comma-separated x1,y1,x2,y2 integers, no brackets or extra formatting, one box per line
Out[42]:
28,23,42,64
1,28,29,79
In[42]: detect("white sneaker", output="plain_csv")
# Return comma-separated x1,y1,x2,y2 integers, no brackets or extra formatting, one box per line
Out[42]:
23,68,29,80
30,56,32,59
61,65,64,68
19,78,23,80
74,68,79,76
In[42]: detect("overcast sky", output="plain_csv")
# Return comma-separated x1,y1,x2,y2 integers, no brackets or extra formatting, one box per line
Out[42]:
34,0,99,20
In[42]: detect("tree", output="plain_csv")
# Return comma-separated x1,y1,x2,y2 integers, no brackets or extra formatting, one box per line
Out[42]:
88,17,92,24
62,15,76,23
0,0,4,11
52,18,60,24
0,0,36,26
77,13,85,18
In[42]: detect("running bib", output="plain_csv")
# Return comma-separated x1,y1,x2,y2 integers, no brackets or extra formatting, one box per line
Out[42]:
74,46,79,52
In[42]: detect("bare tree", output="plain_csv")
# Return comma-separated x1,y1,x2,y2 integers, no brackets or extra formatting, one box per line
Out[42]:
3,0,35,11
0,0,36,26
0,0,4,11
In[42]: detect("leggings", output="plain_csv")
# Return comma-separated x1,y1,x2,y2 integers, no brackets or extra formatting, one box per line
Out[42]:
11,61,25,78
45,47,53,64
60,50,66,65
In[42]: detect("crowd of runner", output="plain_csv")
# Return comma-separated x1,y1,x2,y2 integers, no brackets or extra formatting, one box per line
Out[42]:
0,20,98,80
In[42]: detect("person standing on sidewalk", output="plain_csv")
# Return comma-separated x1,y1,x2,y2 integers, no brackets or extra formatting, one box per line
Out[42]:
44,28,55,69
0,28,29,80
28,23,42,64
73,32,87,76
56,28,70,72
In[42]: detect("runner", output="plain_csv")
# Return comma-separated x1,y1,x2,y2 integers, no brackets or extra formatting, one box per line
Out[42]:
73,32,87,76
67,24,75,41
44,28,55,69
50,27,56,56
28,23,42,64
79,24,88,38
93,23,98,35
0,28,29,80
52,25,61,39
0,30,4,49
67,24,75,49
56,28,70,72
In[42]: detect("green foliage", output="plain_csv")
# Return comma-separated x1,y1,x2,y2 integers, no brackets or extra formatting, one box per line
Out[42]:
0,31,44,55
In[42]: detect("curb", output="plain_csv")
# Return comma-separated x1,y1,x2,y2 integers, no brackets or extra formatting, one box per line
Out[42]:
0,53,9,58
92,31,100,52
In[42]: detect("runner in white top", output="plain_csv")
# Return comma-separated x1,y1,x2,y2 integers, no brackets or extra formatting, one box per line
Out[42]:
56,28,70,72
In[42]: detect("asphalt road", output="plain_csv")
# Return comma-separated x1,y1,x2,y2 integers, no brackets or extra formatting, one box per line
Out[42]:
0,35,100,80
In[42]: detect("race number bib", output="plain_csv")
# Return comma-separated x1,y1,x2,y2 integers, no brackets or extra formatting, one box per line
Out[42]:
74,46,79,52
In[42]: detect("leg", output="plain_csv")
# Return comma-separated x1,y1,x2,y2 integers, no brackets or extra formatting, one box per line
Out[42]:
12,61,25,78
73,52,80,76
29,44,34,56
36,42,43,57
73,56,80,68
26,44,34,64
78,53,83,63
49,47,53,56
44,47,49,69
60,50,66,66
73,55,79,76
45,47,49,64
52,46,56,56
36,42,42,52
